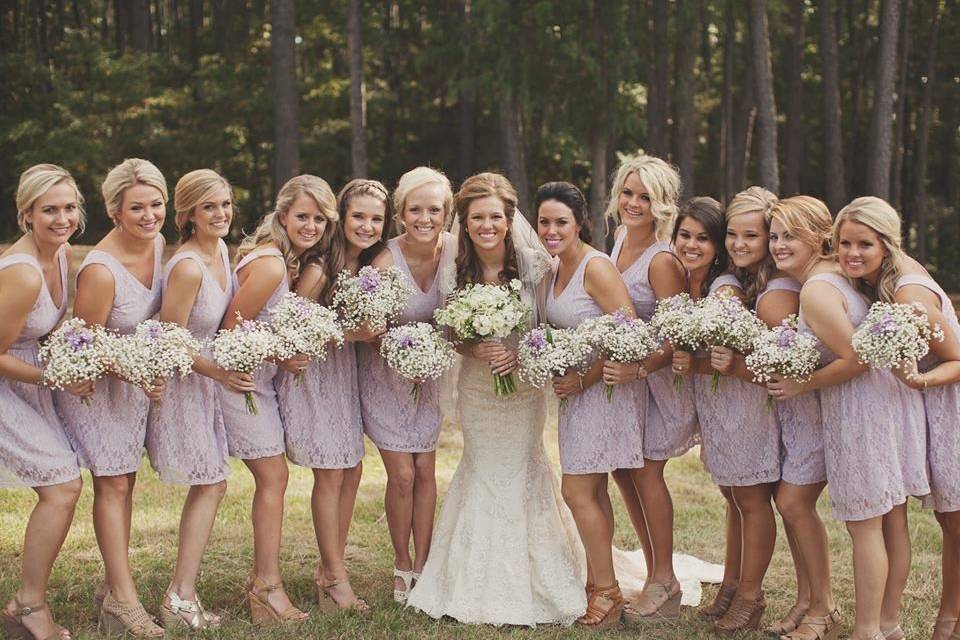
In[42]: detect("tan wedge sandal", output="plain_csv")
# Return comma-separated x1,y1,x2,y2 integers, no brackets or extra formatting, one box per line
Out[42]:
244,573,308,626
1,599,70,640
576,582,625,630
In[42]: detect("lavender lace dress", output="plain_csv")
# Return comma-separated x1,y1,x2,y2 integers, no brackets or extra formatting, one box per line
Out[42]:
799,273,929,520
544,250,644,474
694,274,780,487
57,236,164,476
358,234,455,453
221,248,288,460
611,235,698,460
146,241,233,485
896,274,960,513
0,249,80,487
759,277,827,486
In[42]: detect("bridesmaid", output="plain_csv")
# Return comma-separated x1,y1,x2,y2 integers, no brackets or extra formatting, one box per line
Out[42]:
599,154,692,620
358,166,456,604
274,179,387,611
767,196,928,640
536,181,642,628
0,165,90,640
672,195,779,632
832,196,939,640
146,169,244,629
222,175,332,625
56,158,167,637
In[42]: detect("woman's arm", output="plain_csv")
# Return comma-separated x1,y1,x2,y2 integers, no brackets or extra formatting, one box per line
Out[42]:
892,283,960,389
221,255,285,330
0,265,45,385
713,288,800,385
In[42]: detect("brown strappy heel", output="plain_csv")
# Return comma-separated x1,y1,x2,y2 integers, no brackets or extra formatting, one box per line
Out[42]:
766,603,808,636
576,582,625,630
623,580,682,624
315,575,369,613
780,609,842,640
1,599,70,640
700,583,738,619
244,573,309,626
713,591,766,633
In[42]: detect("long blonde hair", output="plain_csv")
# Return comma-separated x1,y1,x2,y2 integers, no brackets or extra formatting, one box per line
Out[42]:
236,175,338,278
603,153,680,242
726,186,778,306
173,169,233,243
16,164,86,235
101,158,168,224
833,196,905,303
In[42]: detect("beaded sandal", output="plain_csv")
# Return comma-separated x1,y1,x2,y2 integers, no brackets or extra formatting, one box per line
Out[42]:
1,598,71,640
780,609,842,640
244,573,308,626
623,580,682,624
766,604,808,636
576,582,625,630
99,591,164,637
393,568,414,604
714,591,766,633
700,583,738,619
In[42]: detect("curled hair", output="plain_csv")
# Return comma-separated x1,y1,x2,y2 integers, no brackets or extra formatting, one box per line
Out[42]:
833,196,905,303
769,195,834,260
173,169,233,243
604,153,681,242
16,164,86,235
236,174,338,282
672,196,727,298
453,172,520,288
726,186,778,306
320,178,392,305
101,158,168,225
534,181,593,245
393,166,453,230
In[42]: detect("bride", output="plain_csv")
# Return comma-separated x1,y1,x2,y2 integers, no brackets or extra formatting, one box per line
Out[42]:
405,172,587,625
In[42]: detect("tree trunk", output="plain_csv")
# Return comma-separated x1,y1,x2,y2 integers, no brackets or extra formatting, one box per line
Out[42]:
114,0,124,53
129,0,151,51
647,0,670,157
747,0,779,194
674,1,699,199
499,92,529,213
457,0,475,181
782,0,805,195
721,0,735,202
865,0,901,198
271,0,300,193
891,0,912,212
589,130,609,250
347,0,368,178
911,0,943,262
818,0,846,212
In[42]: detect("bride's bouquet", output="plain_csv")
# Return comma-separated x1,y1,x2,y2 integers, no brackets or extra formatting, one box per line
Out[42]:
211,314,287,415
649,293,703,392
379,322,456,402
270,292,344,384
852,301,944,369
698,291,767,394
517,324,593,411
38,318,109,406
745,316,821,409
579,309,661,401
434,279,527,396
332,265,413,332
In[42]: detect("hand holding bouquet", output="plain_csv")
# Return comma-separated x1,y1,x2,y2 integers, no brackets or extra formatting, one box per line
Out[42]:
379,322,456,402
579,309,660,401
106,320,202,405
649,293,703,392
332,266,413,333
211,314,287,414
517,324,593,410
270,292,344,384
745,316,821,408
852,301,944,369
698,292,767,394
38,318,109,406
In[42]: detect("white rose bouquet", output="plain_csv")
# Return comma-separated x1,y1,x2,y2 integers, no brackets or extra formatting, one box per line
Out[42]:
580,309,661,401
745,316,821,409
698,291,767,394
649,293,704,392
270,292,345,384
332,265,413,332
38,318,109,406
211,314,287,415
852,301,944,369
379,322,456,402
434,279,527,395
517,324,594,411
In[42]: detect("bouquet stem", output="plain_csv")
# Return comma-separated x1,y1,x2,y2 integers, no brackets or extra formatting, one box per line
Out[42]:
604,383,615,402
710,371,721,395
81,396,92,407
765,395,775,411
244,391,259,415
294,371,303,386
673,374,684,393
559,397,568,413
411,382,421,403
493,372,517,396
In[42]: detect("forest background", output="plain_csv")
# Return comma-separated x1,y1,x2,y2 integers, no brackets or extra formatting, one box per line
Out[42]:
1,0,958,284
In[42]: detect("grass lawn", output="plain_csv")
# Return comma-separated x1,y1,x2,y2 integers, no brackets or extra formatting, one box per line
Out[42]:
0,405,945,640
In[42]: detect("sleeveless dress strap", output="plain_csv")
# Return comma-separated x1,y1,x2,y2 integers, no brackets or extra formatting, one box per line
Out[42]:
708,273,743,296
896,274,950,310
756,277,801,306
234,247,284,273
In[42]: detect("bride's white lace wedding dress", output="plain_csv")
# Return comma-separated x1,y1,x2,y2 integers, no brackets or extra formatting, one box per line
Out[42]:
405,355,587,626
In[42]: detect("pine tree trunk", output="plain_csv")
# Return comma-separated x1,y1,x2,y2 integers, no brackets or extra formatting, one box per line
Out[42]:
589,131,609,250
748,0,779,193
499,92,529,213
721,1,735,202
457,0,475,181
782,0,805,196
891,1,911,212
818,0,846,212
348,0,368,178
271,0,300,194
647,0,670,157
129,0,151,51
865,0,901,199
911,0,943,261
674,1,699,199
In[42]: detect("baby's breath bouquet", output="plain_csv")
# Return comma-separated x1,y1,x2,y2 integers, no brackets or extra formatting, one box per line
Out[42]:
332,265,413,332
579,309,661,401
745,316,821,408
649,293,703,392
211,314,286,415
107,319,202,398
852,301,944,369
517,325,594,411
270,292,344,384
698,291,767,394
434,279,528,396
38,318,109,406
379,322,456,402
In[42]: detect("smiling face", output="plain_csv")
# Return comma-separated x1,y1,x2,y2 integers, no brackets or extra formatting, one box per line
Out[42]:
465,195,509,252
673,216,716,271
618,172,654,231
25,182,80,247
116,183,166,241
343,194,386,252
280,193,327,254
400,182,446,245
190,185,233,241
537,199,580,256
837,220,887,282
725,211,769,270
769,217,817,277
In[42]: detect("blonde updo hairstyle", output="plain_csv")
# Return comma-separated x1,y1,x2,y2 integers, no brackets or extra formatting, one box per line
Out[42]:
832,196,905,303
101,158,168,226
392,166,453,232
173,169,233,243
604,154,681,242
16,163,86,235
236,174,338,278
726,186,778,306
